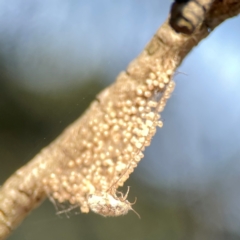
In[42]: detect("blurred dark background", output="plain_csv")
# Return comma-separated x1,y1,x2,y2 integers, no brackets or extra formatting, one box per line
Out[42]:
1,1,240,239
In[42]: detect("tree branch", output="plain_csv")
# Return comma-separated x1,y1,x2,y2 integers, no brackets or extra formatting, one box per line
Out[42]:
0,0,239,239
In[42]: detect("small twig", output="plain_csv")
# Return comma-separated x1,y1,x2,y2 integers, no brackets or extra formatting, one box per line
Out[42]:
0,1,239,239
